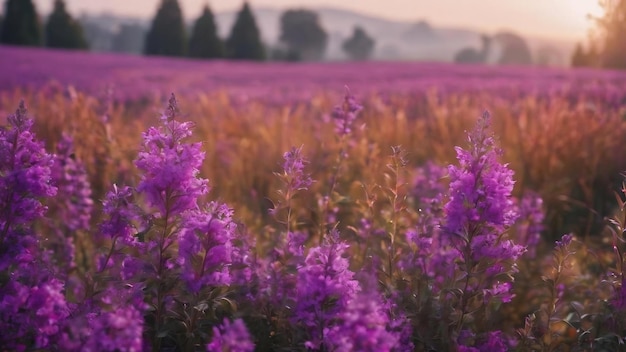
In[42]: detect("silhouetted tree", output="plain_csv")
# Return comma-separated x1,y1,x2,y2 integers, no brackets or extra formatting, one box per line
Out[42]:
279,9,327,61
225,2,265,60
0,0,41,46
454,35,491,64
188,4,223,59
596,0,626,69
342,26,375,61
45,0,87,49
494,31,532,65
145,0,186,56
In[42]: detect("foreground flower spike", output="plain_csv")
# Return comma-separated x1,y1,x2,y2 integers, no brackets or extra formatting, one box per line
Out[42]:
207,318,255,352
0,102,68,350
0,101,56,239
135,93,208,216
294,230,360,350
443,111,524,318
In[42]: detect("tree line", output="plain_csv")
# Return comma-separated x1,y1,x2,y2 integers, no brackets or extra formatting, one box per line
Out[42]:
0,0,375,61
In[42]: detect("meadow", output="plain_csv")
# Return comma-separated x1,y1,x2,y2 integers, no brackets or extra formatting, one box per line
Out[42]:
2,45,626,351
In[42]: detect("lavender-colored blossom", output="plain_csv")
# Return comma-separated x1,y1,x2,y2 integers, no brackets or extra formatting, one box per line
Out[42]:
442,111,524,302
0,103,68,350
0,278,70,349
178,202,236,292
52,133,93,232
325,291,400,352
207,318,255,352
332,90,363,136
260,230,308,307
58,299,144,352
294,231,360,350
135,94,208,216
281,146,313,192
444,112,517,237
0,102,56,238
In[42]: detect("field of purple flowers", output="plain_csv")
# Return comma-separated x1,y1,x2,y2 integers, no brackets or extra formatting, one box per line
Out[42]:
2,46,626,351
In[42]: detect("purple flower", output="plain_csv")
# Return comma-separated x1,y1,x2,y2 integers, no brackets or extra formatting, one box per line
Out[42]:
325,291,400,352
281,146,313,192
207,318,255,352
0,278,70,349
0,103,68,349
294,231,360,350
52,134,93,233
442,111,524,302
58,300,144,352
134,94,208,216
178,202,236,292
332,90,363,136
0,102,56,239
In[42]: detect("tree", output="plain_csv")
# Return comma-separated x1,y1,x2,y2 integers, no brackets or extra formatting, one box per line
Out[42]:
0,0,42,46
145,0,186,57
454,35,491,64
279,9,327,61
494,31,532,65
188,4,223,59
225,2,265,61
595,0,626,69
342,26,375,61
45,0,87,50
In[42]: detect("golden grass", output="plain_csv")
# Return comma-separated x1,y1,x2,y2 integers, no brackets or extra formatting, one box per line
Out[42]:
1,88,624,242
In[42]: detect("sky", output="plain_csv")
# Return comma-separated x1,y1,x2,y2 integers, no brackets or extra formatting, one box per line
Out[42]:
32,0,604,41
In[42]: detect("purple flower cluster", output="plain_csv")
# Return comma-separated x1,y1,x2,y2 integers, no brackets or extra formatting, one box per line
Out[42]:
0,102,56,242
0,102,68,350
178,202,237,292
445,112,518,237
59,301,144,352
294,231,360,350
281,146,313,192
443,111,524,303
325,292,400,351
331,91,363,137
135,94,208,216
207,318,255,352
52,133,94,233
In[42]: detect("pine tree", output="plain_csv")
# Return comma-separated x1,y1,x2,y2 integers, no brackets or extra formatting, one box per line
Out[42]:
225,2,265,61
188,4,223,59
0,0,42,46
145,0,186,57
45,0,88,50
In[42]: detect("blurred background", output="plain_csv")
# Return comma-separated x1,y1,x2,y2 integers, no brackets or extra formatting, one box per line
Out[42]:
0,0,624,68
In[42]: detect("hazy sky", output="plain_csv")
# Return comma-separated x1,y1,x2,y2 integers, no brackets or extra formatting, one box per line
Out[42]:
32,0,604,41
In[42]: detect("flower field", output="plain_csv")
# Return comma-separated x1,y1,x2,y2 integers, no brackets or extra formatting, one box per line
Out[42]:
2,46,626,351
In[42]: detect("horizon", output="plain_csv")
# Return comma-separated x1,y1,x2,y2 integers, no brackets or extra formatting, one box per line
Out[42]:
27,0,604,43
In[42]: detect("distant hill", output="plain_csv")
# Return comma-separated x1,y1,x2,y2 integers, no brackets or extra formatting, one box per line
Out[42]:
77,6,575,65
